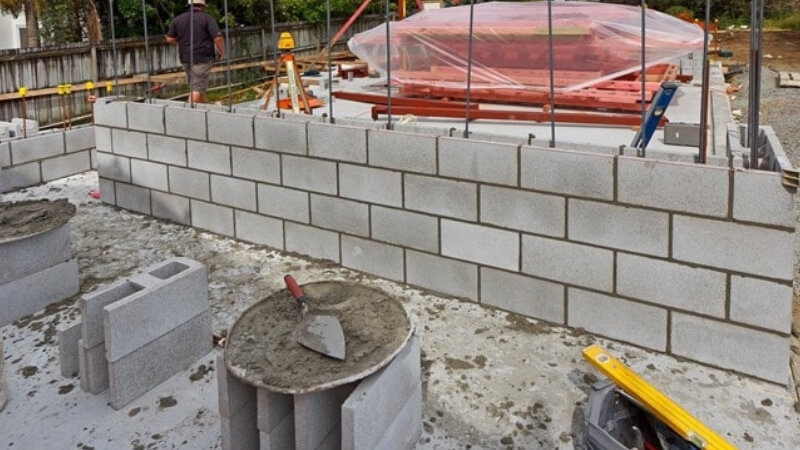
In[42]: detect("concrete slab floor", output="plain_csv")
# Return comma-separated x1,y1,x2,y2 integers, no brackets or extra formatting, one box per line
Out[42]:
1,172,799,449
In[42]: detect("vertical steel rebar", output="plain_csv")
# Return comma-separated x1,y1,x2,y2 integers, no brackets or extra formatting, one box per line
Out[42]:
142,0,151,102
327,0,334,122
189,2,195,108
464,1,476,137
748,0,764,168
546,0,556,147
224,0,232,111
640,0,647,156
270,0,279,116
108,0,118,87
698,0,711,163
385,0,393,129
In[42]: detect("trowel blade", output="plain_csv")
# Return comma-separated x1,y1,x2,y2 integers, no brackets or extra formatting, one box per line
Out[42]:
296,314,346,360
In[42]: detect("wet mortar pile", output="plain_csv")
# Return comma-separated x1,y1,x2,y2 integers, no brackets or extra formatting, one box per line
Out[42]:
0,198,75,243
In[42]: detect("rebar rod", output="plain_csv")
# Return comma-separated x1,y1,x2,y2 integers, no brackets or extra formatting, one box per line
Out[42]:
189,2,195,108
142,0,151,102
385,0,393,129
748,0,765,169
109,0,118,87
640,0,647,157
224,0,232,111
464,0,476,137
328,0,334,121
547,0,556,147
699,0,711,163
270,0,279,116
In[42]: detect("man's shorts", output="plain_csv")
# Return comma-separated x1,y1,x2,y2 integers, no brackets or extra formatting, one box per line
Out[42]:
183,62,213,93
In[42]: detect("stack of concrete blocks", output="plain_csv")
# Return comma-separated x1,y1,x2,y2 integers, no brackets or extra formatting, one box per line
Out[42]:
57,257,213,409
218,335,422,450
95,98,796,384
0,220,79,327
0,126,95,193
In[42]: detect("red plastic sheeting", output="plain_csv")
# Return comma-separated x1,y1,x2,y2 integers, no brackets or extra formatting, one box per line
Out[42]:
348,1,704,93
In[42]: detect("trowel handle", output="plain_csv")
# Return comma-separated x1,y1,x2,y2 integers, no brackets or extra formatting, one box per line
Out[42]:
284,275,307,308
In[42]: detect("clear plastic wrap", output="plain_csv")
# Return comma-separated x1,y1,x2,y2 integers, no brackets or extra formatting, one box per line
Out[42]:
348,1,704,93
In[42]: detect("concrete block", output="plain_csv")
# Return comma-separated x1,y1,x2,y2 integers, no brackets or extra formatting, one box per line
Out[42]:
232,148,280,184
257,389,293,432
308,123,367,163
368,129,437,174
98,177,116,205
404,175,477,220
259,419,295,450
730,276,792,333
568,288,667,351
342,335,421,450
94,99,128,128
281,155,338,195
169,166,210,200
0,223,71,285
441,220,519,271
188,140,231,175
235,211,284,249
254,117,307,155
480,268,564,324
480,186,564,237
57,322,81,378
294,383,355,450
108,310,212,409
439,137,518,186
371,206,438,252
670,313,788,383
258,184,309,223
116,182,151,214
342,236,404,281
65,127,95,153
0,141,10,167
127,102,165,134
672,215,794,280
339,164,402,207
373,385,423,450
0,162,41,193
617,253,726,317
520,146,614,200
91,149,97,169
617,157,729,217
190,200,234,236
10,132,65,164
568,199,669,257
111,129,147,159
80,278,146,348
663,122,701,146
41,151,92,182
733,170,795,227
151,191,191,225
208,111,254,147
522,235,613,292
131,159,168,191
95,127,112,152
0,259,80,326
406,250,477,300
211,175,257,211
96,152,130,182
78,340,109,394
218,352,256,418
223,407,260,450
311,194,369,236
285,222,340,262
148,134,187,166
165,106,207,140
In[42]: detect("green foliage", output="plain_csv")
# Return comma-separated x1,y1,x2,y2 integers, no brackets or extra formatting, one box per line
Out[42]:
278,0,387,24
665,5,693,18
767,11,800,29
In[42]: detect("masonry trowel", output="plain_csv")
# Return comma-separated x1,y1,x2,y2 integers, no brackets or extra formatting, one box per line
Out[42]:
283,275,346,360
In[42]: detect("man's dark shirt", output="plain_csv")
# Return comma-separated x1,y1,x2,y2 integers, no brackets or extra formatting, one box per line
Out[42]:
167,7,221,64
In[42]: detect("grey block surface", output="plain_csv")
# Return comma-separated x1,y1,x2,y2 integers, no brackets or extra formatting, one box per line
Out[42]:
670,313,788,383
104,257,209,361
41,151,92,182
0,223,71,285
95,127,112,152
568,200,669,257
10,132,65,164
0,141,10,167
191,200,235,236
438,137,518,186
284,222,340,262
80,278,146,348
169,166,210,200
730,276,792,333
342,335,421,450
148,134,187,166
127,102,166,134
232,148,280,184
257,184,310,223
521,146,614,200
108,310,212,409
111,129,147,159
116,183,151,214
294,383,354,450
568,288,667,351
441,220,519,271
480,268,564,324
406,251,478,301
404,175,477,221
733,170,796,227
342,236,404,281
281,155,338,195
78,340,109,394
96,152,131,182
98,177,116,205
218,352,256,418
308,123,367,163
522,235,613,292
257,388,294,432
0,162,41,193
188,141,231,175
254,116,307,155
310,195,369,236
235,211,284,249
339,164,402,207
259,417,295,450
373,384,423,450
208,111,254,147
0,258,80,327
165,107,207,140
480,186,565,237
371,207,438,253
94,99,128,128
151,191,191,225
368,129,436,174
58,322,81,378
131,159,168,191
211,175,257,211
65,126,96,153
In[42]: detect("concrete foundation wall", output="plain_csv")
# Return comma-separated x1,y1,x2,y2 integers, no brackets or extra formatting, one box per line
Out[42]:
96,99,797,384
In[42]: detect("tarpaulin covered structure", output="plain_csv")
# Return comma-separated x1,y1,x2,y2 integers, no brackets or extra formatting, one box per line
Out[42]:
348,1,705,94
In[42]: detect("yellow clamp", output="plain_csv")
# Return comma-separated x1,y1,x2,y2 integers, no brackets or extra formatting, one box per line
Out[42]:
85,81,95,92
65,84,73,95
57,85,65,96
105,82,114,94
18,86,28,97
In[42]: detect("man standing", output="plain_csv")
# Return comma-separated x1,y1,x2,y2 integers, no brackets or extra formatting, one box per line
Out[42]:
166,0,225,104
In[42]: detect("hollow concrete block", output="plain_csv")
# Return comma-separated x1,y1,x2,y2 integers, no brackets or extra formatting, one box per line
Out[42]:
219,352,260,450
406,250,478,301
0,223,71,286
165,106,207,140
234,211,284,249
148,134,187,166
568,199,669,257
294,383,355,450
65,126,96,153
0,259,80,327
339,164,402,207
78,340,109,394
284,223,340,263
10,132,65,164
480,185,564,238
111,129,147,159
367,129,436,174
208,111,254,147
257,389,295,450
254,116,307,155
94,98,128,129
151,191,191,225
131,159,168,191
42,151,92,182
480,268,564,324
98,177,116,205
232,148,280,184
257,184,310,223
80,278,145,349
57,321,81,378
310,195,369,237
169,166,210,200
438,137,518,186
127,102,166,134
190,200,235,236
521,146,614,200
187,140,231,175
211,175,257,211
440,220,519,271
404,174,477,221
96,152,131,183
308,123,367,163
522,235,613,293
341,236,404,282
370,206,438,253
0,162,41,193
115,182,151,215
281,155,337,195
730,276,792,334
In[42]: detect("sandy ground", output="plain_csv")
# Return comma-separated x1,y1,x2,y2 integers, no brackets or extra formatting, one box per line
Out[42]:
1,172,800,449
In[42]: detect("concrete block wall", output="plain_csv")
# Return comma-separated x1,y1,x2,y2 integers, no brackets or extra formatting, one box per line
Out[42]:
0,126,95,193
97,100,797,383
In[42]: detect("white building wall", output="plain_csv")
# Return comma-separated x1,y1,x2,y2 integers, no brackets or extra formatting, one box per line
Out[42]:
0,12,27,50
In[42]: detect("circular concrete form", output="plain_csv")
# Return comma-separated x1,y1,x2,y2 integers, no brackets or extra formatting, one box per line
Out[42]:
225,281,412,394
0,199,76,244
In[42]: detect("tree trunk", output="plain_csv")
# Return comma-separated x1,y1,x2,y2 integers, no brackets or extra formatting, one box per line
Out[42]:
24,0,39,48
86,0,103,43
